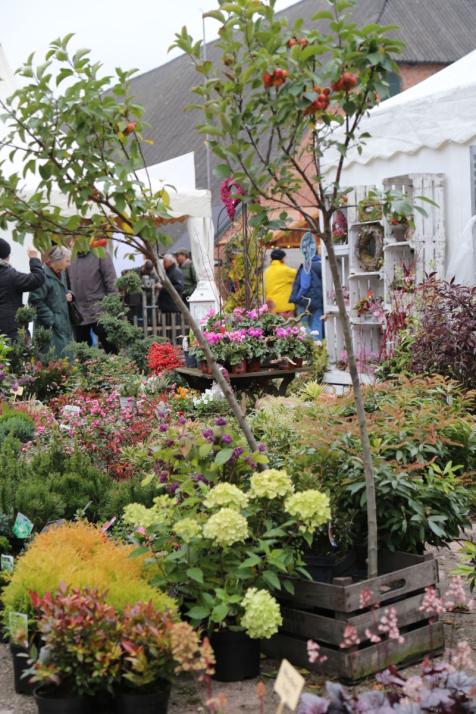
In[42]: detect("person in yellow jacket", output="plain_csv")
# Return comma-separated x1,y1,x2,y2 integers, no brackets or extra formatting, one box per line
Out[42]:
264,249,297,316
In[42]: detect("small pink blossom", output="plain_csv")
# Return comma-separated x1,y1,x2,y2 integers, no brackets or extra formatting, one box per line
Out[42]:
359,587,373,609
419,586,446,622
378,607,404,644
364,628,381,644
443,576,474,612
447,640,474,671
340,624,360,649
307,640,328,665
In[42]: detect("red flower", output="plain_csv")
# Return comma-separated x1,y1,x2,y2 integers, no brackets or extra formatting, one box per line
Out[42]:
147,342,183,376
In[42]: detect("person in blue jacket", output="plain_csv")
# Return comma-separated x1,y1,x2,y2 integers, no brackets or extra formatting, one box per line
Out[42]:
289,252,325,340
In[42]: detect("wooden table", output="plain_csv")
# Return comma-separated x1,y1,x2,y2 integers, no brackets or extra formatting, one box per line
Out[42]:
176,366,311,396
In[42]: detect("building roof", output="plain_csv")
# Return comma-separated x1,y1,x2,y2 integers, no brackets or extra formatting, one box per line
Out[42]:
130,0,476,247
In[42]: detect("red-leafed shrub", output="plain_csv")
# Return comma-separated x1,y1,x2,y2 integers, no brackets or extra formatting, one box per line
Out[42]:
147,343,183,376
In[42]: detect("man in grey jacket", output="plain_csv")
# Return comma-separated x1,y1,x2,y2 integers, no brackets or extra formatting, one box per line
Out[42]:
67,250,117,353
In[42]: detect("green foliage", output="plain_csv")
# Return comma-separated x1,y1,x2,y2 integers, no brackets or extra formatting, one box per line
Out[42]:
0,35,171,253
0,408,35,445
116,270,142,295
69,347,137,391
15,305,36,327
454,540,476,591
173,0,402,232
254,376,475,553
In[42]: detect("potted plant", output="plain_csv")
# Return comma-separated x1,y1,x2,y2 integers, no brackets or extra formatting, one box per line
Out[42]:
116,602,212,714
353,290,385,321
119,376,141,410
28,585,122,713
125,469,331,682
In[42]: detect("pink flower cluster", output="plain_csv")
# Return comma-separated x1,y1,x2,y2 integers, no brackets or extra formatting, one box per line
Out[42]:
275,326,301,339
220,178,243,220
307,640,327,665
203,327,263,344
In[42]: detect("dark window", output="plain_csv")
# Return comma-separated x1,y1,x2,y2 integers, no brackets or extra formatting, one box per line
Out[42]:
387,72,401,97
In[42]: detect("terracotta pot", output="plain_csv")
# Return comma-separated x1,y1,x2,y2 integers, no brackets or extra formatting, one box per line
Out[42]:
247,358,262,372
231,359,247,375
199,361,211,375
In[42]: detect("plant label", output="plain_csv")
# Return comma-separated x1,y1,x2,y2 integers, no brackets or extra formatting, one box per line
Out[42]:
12,512,34,539
11,385,24,397
274,658,305,711
0,554,14,572
9,612,28,646
63,404,81,416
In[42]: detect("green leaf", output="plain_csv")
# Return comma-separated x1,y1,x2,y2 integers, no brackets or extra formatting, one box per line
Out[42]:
239,554,261,569
211,603,229,623
128,545,149,558
213,163,231,179
215,448,234,466
141,472,155,487
187,605,210,620
186,567,204,584
199,443,213,458
262,570,281,590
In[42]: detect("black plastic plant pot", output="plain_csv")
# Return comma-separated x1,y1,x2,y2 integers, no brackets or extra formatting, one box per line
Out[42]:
210,630,260,682
34,686,89,714
115,680,171,714
10,644,35,696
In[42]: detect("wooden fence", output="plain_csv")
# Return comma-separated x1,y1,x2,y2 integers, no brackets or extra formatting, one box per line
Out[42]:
132,280,189,346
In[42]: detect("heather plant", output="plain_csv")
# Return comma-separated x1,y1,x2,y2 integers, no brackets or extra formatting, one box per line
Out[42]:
126,469,331,636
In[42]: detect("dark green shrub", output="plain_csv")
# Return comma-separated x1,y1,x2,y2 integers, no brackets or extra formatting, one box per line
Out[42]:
0,415,35,445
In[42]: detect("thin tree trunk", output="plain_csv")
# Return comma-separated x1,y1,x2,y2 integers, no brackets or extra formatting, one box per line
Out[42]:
146,249,260,454
323,232,378,578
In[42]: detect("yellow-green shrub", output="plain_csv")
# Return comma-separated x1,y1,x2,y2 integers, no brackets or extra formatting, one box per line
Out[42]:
2,522,175,623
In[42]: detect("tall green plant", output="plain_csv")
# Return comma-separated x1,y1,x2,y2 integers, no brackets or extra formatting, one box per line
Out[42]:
173,0,402,576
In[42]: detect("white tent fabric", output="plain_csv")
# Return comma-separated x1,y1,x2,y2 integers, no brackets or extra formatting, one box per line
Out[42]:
323,49,476,172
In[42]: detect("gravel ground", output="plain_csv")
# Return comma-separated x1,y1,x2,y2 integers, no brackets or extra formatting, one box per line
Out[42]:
0,531,473,714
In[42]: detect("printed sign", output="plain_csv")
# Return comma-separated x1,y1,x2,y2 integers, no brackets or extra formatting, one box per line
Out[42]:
274,659,305,711
0,554,14,572
9,612,28,646
12,512,34,539
300,232,317,273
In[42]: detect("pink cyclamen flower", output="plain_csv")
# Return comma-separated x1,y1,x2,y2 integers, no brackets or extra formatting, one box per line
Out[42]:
419,586,446,621
340,624,360,649
378,607,404,644
307,640,327,665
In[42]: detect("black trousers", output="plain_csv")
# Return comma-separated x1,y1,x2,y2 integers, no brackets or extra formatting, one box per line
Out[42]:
75,323,117,354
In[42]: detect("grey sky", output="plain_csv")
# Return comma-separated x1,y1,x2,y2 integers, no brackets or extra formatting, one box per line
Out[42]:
2,0,298,78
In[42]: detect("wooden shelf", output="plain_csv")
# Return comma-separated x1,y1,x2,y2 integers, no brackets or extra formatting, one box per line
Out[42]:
349,271,381,279
351,319,383,326
384,241,413,250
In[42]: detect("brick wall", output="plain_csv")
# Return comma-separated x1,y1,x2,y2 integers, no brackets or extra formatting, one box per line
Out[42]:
399,63,447,91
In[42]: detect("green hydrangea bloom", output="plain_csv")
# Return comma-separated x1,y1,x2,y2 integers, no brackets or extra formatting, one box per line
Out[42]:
152,495,177,524
123,503,162,528
203,483,249,510
174,517,202,543
284,489,331,533
249,469,294,499
241,588,282,639
203,508,249,547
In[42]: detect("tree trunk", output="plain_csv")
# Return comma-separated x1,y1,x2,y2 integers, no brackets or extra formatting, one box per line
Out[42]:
146,249,260,454
323,232,378,578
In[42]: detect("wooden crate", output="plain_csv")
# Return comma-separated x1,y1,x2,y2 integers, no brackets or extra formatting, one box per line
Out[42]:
262,551,444,682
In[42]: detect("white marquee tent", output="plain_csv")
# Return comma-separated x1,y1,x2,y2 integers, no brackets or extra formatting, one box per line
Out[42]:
322,49,476,285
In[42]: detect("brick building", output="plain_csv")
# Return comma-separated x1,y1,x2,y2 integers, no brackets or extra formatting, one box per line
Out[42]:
129,0,476,249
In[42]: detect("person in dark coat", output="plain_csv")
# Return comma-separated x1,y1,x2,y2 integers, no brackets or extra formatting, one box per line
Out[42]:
158,254,185,313
0,239,45,341
29,246,74,357
289,253,325,340
174,249,197,301
67,250,117,352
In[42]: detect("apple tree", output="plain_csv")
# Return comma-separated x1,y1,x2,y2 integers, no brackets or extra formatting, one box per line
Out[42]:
173,0,403,576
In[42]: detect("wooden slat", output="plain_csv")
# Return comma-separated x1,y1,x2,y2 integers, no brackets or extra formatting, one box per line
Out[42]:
280,592,433,645
281,555,437,613
262,622,444,682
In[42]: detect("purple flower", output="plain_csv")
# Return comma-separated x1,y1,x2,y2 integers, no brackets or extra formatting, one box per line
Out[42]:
215,417,227,427
222,434,232,444
168,482,180,495
202,428,214,441
257,442,266,452
178,416,187,425
159,473,168,483
247,327,264,338
159,424,168,433
232,447,244,458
